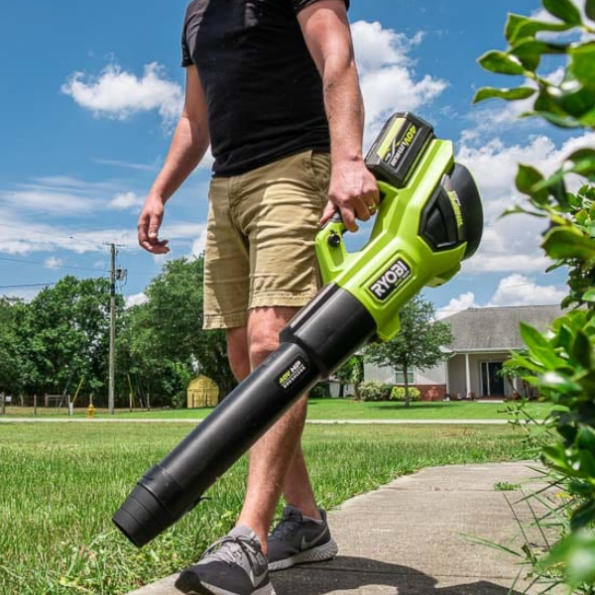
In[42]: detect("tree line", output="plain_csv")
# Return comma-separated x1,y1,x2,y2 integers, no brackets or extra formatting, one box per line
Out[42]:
0,256,234,408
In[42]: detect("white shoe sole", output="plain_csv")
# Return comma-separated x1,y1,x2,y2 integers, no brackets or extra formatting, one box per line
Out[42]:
268,538,339,571
185,581,276,595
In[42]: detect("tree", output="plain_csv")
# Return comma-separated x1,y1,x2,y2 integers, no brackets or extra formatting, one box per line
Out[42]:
0,297,25,395
14,276,118,400
117,256,235,407
364,296,454,407
334,355,364,399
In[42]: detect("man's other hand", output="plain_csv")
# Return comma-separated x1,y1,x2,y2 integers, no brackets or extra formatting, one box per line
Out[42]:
138,195,170,254
319,158,379,232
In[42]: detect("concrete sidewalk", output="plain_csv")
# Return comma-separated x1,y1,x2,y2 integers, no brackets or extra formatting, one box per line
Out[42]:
128,461,554,595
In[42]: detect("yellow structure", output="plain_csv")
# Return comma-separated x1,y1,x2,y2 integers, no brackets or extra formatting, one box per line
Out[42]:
187,376,220,409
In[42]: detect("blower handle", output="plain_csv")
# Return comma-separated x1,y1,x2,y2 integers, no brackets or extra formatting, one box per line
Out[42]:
319,187,386,248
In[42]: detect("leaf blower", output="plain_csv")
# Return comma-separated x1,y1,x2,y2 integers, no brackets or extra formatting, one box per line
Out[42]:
113,112,483,547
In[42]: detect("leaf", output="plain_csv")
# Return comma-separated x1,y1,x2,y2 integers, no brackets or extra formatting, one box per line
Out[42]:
549,84,595,119
508,353,545,374
505,14,531,43
515,164,549,203
583,287,595,302
520,110,582,128
578,106,595,127
539,371,583,393
549,176,569,209
505,14,575,44
542,443,572,469
570,42,595,90
578,426,595,450
478,51,526,75
570,500,595,530
572,330,592,368
542,226,595,260
519,322,551,352
587,0,595,21
473,86,536,104
543,0,583,24
509,39,568,70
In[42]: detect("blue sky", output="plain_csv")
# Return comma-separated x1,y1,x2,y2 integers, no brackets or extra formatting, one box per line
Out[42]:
0,0,583,316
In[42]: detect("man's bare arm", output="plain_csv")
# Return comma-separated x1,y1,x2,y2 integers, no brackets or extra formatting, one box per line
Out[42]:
297,0,379,232
138,66,210,254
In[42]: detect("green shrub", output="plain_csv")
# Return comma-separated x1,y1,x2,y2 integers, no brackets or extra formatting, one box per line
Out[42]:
390,386,421,402
309,381,330,399
359,381,391,402
476,1,595,591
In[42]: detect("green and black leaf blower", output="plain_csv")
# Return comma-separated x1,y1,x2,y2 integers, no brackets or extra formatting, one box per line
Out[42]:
113,112,483,547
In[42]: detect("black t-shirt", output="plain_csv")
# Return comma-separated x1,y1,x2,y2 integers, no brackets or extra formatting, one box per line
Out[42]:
181,0,349,177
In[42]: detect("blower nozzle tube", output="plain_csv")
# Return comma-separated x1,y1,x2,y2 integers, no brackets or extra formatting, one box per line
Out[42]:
114,285,376,547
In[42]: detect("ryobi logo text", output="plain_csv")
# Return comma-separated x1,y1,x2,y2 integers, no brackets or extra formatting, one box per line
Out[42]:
369,258,412,301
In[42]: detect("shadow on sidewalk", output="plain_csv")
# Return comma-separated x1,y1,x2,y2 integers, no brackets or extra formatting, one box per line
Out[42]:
272,556,524,595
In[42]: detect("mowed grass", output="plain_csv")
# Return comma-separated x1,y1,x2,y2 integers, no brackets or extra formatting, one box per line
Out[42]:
0,423,532,595
3,399,552,420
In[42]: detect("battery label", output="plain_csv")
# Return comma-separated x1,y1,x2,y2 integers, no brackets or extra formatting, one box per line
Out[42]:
385,123,418,169
277,357,308,390
369,258,412,301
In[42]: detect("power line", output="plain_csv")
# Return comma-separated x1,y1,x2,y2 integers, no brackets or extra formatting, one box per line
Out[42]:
0,282,57,289
0,255,110,274
0,222,111,250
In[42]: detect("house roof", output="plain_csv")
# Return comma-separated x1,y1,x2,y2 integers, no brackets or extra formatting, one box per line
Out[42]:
440,304,563,352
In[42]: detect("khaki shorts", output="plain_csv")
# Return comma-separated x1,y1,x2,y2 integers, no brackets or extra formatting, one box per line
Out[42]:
203,150,331,330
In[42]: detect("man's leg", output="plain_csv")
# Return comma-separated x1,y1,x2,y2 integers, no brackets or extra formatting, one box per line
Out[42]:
234,306,319,551
281,446,321,520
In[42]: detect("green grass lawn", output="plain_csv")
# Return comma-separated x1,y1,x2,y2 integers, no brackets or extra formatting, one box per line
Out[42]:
3,399,553,421
0,422,534,595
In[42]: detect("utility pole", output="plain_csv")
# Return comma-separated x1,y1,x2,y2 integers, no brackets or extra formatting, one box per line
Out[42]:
109,243,116,415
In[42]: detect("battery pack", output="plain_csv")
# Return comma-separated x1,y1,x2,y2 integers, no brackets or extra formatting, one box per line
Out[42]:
365,112,435,188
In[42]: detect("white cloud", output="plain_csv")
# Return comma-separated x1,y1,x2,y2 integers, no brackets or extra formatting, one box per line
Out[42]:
108,191,144,211
0,203,206,256
351,21,448,142
0,189,94,216
190,228,209,258
488,274,566,307
0,176,121,217
0,288,45,303
125,292,148,308
94,158,158,172
44,256,63,270
436,292,479,320
438,274,565,318
457,131,595,274
62,63,184,128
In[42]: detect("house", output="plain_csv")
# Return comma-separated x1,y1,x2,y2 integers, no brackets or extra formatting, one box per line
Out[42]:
364,305,562,400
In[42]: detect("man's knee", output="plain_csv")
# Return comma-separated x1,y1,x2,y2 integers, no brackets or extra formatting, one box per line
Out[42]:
227,327,250,382
248,306,299,367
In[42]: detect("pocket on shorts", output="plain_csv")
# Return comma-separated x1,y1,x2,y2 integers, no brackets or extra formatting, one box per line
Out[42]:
305,150,331,201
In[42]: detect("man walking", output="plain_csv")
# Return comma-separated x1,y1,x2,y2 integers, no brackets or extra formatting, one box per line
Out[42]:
137,1,378,593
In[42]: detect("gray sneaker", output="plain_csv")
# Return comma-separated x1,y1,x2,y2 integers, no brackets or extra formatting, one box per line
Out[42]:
175,526,276,595
267,505,338,571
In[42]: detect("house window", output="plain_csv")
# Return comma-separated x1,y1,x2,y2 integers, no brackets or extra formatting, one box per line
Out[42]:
395,369,415,385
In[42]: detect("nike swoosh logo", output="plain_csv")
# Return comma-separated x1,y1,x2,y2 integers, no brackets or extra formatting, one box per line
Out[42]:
301,526,329,550
246,550,268,587
249,566,268,588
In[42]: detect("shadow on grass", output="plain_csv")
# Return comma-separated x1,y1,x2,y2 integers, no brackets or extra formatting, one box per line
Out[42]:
273,556,525,595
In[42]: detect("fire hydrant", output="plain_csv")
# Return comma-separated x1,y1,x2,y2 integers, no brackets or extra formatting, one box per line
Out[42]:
88,403,95,418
